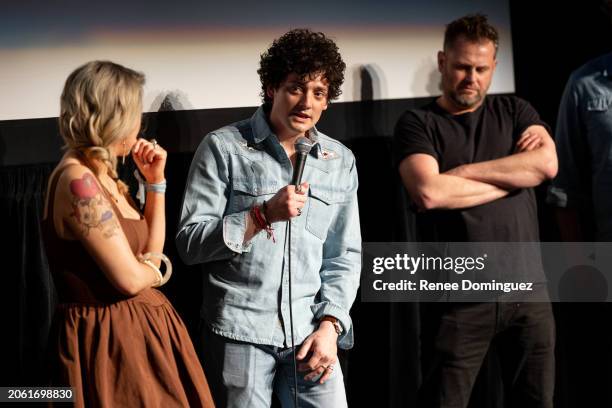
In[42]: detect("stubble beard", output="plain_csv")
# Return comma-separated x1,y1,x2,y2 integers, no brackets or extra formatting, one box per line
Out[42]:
449,89,483,109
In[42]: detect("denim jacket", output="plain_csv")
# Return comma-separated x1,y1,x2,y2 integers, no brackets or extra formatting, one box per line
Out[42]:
176,106,361,349
547,52,612,239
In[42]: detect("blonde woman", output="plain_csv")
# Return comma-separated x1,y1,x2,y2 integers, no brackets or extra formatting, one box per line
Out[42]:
42,61,214,407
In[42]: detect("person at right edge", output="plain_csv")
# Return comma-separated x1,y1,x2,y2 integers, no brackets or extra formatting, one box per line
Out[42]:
393,14,558,408
546,1,612,405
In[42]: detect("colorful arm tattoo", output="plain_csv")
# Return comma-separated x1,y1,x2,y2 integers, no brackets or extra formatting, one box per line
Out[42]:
69,173,119,238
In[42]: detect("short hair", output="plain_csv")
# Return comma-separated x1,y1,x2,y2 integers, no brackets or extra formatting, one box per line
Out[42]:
443,14,499,54
258,28,345,106
59,61,144,182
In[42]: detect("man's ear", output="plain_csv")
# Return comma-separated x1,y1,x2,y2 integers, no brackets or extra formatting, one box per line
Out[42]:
266,86,275,100
437,51,445,73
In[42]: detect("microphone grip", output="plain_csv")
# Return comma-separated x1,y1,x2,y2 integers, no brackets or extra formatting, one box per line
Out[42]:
291,153,308,186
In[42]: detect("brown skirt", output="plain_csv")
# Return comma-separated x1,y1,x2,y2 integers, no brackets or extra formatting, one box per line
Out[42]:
48,288,215,407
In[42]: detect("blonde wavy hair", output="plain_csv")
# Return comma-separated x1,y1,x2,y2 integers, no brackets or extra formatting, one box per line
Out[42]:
59,61,145,192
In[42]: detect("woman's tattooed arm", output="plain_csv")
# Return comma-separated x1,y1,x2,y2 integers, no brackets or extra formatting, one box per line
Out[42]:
69,173,119,238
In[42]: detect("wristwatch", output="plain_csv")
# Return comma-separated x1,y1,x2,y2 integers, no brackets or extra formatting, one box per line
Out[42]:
320,315,342,335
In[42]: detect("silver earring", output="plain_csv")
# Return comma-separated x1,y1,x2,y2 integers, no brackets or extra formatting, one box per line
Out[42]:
122,140,127,165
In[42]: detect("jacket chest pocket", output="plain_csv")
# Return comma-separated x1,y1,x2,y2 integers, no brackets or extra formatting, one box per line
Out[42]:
306,185,347,241
586,94,612,112
585,95,612,156
230,177,278,214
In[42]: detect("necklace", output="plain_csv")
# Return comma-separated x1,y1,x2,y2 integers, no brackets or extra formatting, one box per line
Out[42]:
99,178,120,203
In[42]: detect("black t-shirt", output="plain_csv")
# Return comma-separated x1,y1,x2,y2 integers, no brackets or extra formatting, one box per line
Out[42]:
393,95,549,242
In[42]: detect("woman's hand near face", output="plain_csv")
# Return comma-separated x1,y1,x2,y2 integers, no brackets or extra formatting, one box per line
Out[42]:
132,139,167,183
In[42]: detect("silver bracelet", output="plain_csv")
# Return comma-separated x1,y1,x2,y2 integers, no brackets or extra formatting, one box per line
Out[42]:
139,252,173,287
145,180,167,194
141,259,163,287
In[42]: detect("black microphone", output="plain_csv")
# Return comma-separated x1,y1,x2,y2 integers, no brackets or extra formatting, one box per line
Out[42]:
291,136,314,186
288,136,314,408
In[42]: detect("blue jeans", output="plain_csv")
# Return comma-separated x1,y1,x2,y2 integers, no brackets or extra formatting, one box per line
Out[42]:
199,325,348,408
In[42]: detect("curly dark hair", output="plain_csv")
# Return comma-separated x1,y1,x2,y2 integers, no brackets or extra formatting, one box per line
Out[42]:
258,28,346,106
444,14,499,55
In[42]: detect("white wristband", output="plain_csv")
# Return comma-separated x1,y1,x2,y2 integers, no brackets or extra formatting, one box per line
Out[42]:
145,180,167,194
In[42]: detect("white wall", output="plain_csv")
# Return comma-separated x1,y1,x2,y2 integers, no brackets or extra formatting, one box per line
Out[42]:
0,0,513,121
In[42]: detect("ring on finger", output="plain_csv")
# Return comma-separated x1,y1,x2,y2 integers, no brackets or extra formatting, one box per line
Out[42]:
297,207,302,216
151,139,158,149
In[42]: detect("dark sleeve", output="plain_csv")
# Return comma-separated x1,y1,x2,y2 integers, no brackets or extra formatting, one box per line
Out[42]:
513,97,552,136
547,75,589,208
392,110,438,169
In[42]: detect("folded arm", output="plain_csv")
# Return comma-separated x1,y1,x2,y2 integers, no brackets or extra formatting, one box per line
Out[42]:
399,153,511,211
447,125,558,189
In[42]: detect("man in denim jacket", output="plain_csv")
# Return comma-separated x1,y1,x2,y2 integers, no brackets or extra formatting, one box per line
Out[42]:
547,53,612,240
176,29,361,407
545,4,612,405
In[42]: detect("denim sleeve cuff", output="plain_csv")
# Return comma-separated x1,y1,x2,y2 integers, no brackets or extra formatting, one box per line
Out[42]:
546,186,568,207
546,185,587,209
223,210,253,254
311,301,354,349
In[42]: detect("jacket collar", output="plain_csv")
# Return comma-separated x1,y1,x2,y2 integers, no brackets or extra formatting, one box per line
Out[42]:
250,106,323,158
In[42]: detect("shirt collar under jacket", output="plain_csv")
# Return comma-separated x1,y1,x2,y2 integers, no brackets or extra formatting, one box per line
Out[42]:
250,106,324,158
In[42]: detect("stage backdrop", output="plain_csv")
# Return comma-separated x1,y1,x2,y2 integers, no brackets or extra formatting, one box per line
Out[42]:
1,0,513,122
